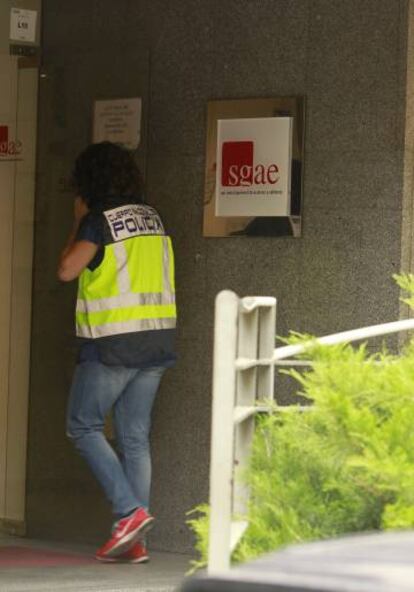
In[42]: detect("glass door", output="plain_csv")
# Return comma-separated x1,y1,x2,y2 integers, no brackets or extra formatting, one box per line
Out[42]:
0,54,38,533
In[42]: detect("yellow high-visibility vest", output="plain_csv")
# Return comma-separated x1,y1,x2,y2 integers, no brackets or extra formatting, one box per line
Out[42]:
76,204,176,339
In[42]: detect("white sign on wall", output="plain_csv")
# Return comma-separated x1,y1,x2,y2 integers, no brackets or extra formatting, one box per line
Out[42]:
215,117,292,217
93,98,142,150
10,8,37,43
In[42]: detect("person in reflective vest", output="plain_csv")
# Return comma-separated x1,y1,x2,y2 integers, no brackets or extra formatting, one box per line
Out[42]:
58,142,177,563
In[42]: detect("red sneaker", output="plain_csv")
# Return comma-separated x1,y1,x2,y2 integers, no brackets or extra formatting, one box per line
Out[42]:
96,542,149,564
121,542,149,564
95,507,154,559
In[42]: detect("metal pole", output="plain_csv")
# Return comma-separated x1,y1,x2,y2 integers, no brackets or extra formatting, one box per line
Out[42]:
273,318,414,362
208,291,239,573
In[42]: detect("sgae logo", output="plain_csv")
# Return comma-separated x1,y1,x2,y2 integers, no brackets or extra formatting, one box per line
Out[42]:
0,126,23,158
221,141,280,187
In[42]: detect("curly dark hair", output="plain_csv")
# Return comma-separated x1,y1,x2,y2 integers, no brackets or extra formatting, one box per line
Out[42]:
72,142,144,209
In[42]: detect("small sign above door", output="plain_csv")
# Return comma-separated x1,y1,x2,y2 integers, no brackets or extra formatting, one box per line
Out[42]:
10,8,38,44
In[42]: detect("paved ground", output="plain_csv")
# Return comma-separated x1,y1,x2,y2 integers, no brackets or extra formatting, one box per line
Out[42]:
0,535,190,592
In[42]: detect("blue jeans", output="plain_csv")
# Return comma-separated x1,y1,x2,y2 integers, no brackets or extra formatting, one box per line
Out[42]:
66,362,165,518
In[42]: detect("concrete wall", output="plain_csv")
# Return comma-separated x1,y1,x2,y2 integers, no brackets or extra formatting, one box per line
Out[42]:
27,0,409,553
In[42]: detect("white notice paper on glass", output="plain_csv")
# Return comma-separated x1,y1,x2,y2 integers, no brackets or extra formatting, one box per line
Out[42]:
93,98,142,150
10,8,37,43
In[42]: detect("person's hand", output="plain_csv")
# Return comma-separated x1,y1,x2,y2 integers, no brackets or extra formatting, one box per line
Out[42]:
74,196,89,223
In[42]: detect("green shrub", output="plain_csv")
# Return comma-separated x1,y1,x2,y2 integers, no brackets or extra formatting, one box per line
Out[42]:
187,274,414,569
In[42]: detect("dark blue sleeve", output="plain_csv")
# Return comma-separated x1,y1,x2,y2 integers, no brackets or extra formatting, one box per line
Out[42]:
76,213,105,271
76,213,104,245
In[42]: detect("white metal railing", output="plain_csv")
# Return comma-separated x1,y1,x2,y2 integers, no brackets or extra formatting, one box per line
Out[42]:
207,290,414,574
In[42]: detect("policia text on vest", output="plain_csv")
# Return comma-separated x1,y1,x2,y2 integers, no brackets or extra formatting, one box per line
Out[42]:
105,204,165,241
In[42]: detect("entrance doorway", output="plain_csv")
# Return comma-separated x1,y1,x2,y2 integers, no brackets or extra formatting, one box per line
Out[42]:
0,54,38,534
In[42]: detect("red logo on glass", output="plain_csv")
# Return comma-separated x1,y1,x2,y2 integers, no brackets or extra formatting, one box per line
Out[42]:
221,140,279,187
0,125,22,158
0,126,8,155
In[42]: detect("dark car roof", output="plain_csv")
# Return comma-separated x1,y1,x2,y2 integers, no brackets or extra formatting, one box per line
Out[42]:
182,531,414,592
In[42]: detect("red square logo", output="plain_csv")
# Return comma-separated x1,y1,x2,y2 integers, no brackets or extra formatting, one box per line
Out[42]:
221,141,253,186
0,126,8,155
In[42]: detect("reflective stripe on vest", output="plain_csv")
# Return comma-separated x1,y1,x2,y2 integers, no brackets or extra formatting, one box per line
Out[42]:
76,234,176,339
